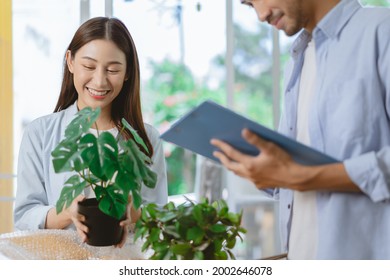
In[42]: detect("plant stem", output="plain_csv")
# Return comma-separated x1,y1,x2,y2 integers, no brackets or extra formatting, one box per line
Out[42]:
78,170,97,192
95,121,100,137
117,125,126,142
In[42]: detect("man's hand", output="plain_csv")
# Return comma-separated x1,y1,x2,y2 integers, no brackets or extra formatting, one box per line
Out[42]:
211,128,300,189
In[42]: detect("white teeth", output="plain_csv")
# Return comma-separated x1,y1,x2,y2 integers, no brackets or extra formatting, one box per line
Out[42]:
88,88,109,96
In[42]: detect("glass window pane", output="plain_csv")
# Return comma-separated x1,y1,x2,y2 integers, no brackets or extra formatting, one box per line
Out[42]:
232,1,274,128
113,0,226,196
11,0,80,232
13,0,80,159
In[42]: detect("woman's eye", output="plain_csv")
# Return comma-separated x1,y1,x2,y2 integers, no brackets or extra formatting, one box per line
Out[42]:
107,69,119,74
83,65,94,70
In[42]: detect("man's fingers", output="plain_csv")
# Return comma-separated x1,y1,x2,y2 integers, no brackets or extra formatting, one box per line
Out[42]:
242,128,268,150
211,138,252,162
213,151,237,169
213,151,247,178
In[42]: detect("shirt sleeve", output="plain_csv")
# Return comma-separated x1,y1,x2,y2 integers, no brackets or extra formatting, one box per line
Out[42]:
14,120,52,230
344,17,390,203
344,150,390,202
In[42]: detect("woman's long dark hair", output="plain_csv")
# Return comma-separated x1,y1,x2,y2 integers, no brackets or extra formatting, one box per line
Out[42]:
54,17,153,157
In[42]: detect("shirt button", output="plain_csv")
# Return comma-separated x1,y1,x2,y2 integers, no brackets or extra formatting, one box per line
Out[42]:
288,204,291,209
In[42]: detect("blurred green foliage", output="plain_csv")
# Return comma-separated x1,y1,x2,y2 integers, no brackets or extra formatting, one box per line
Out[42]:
144,22,287,195
145,58,225,195
360,0,390,6
135,198,246,260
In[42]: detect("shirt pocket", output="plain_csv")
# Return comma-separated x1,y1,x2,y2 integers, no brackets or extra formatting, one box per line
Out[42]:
319,78,378,157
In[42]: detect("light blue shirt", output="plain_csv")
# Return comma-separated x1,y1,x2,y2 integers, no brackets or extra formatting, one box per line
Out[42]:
14,103,168,230
277,0,390,259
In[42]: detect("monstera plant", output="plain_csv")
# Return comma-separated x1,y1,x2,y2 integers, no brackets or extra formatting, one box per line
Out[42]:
51,107,157,245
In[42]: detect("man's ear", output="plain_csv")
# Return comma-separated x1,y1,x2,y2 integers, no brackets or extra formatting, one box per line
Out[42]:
65,50,74,73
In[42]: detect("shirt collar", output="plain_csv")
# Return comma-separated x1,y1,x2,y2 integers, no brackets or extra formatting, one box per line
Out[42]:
315,0,361,39
290,0,361,57
63,101,79,125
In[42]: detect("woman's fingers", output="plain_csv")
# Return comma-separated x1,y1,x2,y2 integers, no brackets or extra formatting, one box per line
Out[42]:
76,227,88,243
115,202,133,248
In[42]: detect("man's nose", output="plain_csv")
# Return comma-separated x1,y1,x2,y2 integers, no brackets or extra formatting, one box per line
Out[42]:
258,9,271,23
254,2,271,23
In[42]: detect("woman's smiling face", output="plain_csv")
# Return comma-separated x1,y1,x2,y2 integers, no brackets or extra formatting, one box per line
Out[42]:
66,39,128,113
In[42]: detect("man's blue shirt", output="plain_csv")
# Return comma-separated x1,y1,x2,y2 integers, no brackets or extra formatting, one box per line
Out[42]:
277,0,390,259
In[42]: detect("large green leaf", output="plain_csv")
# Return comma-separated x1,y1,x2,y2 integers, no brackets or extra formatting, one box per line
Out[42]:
121,118,149,154
97,132,119,178
120,140,157,189
64,107,100,141
55,175,87,214
51,140,86,173
117,152,142,185
51,107,100,173
96,185,128,220
131,189,142,209
141,167,157,189
116,154,143,210
80,132,119,180
80,134,104,179
115,170,139,193
65,107,101,139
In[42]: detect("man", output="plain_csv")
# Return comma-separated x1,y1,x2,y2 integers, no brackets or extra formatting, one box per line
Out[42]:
211,0,390,259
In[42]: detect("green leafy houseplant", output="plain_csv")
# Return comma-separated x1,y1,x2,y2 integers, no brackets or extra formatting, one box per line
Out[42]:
51,107,157,220
134,198,247,260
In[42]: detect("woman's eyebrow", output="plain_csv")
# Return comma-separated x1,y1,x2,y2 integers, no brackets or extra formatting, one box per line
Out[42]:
81,56,123,65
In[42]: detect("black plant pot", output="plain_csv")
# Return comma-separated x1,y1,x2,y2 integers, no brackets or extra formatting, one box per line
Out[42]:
78,198,124,246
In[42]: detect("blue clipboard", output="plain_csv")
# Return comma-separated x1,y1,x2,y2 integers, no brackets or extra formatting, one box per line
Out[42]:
160,100,339,166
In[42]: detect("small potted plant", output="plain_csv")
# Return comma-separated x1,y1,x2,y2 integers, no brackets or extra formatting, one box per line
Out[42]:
51,106,157,246
134,197,246,260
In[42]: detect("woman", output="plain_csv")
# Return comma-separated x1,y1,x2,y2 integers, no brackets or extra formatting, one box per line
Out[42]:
14,17,168,247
